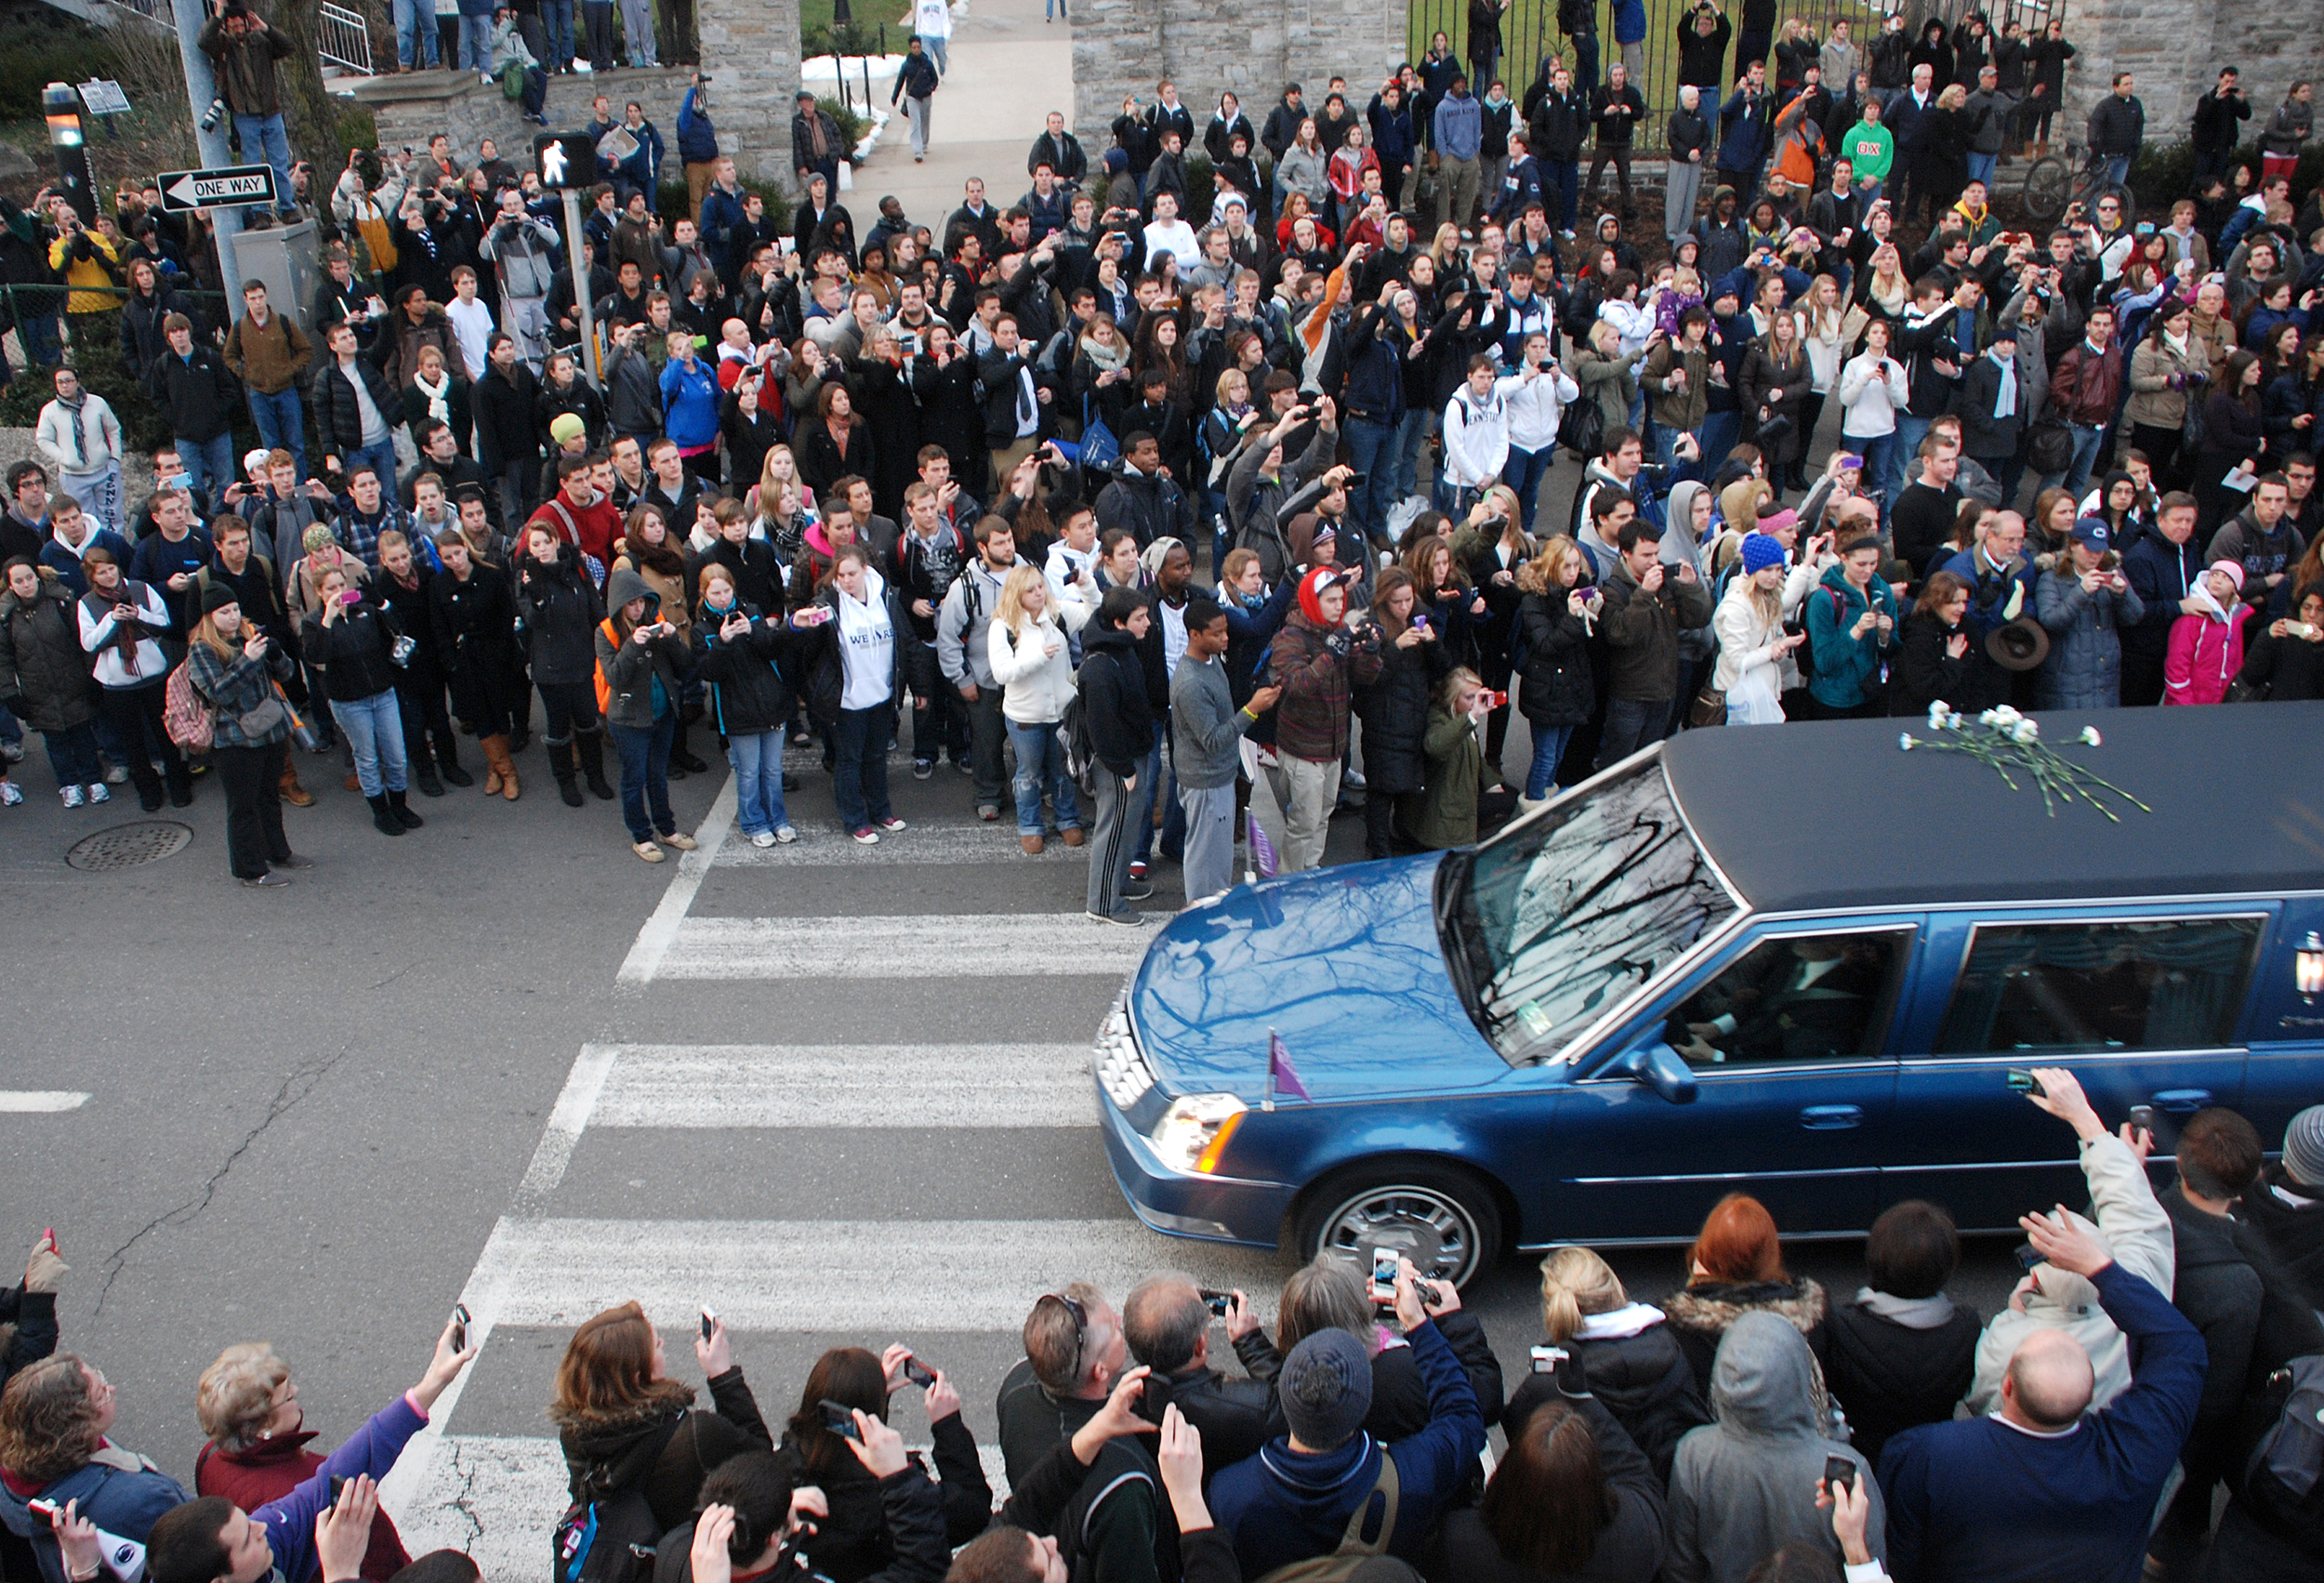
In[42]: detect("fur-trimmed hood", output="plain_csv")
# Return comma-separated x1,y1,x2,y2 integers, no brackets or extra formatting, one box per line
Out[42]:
1663,1276,1828,1340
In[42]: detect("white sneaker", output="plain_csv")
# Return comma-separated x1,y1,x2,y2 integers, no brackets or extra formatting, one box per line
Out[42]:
750,829,778,848
573,59,592,71
86,783,111,803
104,763,128,785
0,740,21,762
774,824,798,843
0,781,20,805
59,785,84,808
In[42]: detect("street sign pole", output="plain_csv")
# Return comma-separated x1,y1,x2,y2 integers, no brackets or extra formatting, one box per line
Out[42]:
563,187,599,383
168,0,243,310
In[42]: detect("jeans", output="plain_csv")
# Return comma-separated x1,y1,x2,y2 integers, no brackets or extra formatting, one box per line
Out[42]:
459,13,494,68
1887,412,1932,508
333,689,409,794
620,0,656,63
392,0,442,67
1389,407,1433,506
1007,719,1080,835
1179,781,1235,901
232,113,299,218
1504,442,1554,535
245,387,308,481
1129,740,1170,864
923,35,947,73
1698,408,1740,481
1525,720,1573,799
2103,154,2130,188
1570,32,1599,96
1342,415,1397,547
511,63,548,117
214,739,291,878
1965,151,1997,188
41,720,102,788
545,0,574,65
1546,158,1579,231
1594,695,1670,771
831,704,894,830
582,0,614,62
179,432,239,507
341,439,400,495
1848,429,1896,519
725,729,788,836
610,711,676,840
2064,420,2110,499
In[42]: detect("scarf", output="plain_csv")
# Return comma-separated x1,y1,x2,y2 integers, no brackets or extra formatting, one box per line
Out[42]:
415,368,454,427
1079,334,1129,374
1990,350,2017,419
53,393,92,469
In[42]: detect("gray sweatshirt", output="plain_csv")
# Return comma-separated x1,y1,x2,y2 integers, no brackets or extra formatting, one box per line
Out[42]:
1169,652,1256,789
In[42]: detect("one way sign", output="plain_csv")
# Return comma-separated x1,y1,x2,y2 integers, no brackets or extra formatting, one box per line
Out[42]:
157,165,278,212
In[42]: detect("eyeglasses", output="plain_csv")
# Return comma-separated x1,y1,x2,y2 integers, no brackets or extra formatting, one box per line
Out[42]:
1037,1292,1089,1376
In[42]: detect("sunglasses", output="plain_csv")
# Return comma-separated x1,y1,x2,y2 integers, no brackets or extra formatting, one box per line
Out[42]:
1037,1292,1089,1376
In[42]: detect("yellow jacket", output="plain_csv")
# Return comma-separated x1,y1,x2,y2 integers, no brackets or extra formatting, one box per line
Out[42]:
47,228,119,315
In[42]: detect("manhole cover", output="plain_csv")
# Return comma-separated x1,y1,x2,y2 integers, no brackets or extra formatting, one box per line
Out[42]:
65,821,193,872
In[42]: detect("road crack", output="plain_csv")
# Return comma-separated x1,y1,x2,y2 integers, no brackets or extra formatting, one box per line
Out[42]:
445,1437,485,1548
92,1043,353,1320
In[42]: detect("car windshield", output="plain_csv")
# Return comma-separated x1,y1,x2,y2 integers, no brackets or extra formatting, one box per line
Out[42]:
1442,761,1740,1065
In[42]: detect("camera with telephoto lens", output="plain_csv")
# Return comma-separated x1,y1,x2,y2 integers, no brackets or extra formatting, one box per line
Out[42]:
200,97,229,132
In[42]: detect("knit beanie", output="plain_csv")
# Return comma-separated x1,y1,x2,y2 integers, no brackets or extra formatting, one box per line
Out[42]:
302,523,339,555
2284,1105,2324,1188
549,412,588,446
1740,533,1788,576
1277,1326,1372,1451
2210,559,2246,592
201,580,242,615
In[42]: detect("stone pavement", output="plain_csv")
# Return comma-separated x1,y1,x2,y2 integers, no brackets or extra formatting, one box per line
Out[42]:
851,0,1073,236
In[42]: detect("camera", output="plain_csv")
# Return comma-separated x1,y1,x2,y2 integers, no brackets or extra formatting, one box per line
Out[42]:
818,1399,863,1441
1780,618,1804,639
200,97,229,133
1200,1287,1232,1317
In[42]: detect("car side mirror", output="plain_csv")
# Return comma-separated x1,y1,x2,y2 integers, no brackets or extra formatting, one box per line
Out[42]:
1615,1040,1698,1105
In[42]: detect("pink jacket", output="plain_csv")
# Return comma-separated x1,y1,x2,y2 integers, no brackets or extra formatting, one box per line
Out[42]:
2163,604,2251,705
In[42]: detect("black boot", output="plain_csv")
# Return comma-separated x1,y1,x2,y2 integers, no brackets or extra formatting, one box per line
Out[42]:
388,787,426,828
412,736,446,797
576,728,615,800
549,736,585,807
435,729,474,787
367,792,407,836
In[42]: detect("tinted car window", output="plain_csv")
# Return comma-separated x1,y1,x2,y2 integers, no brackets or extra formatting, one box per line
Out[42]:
1934,917,2265,1055
1668,930,1909,1068
1448,761,1739,1065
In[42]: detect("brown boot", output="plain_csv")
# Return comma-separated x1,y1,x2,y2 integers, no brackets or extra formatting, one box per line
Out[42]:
486,734,520,800
344,772,362,792
480,733,507,796
1021,832,1044,854
1060,825,1085,847
279,759,314,807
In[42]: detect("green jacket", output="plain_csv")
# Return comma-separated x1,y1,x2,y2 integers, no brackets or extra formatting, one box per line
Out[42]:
1840,120,1894,184
1404,704,1481,851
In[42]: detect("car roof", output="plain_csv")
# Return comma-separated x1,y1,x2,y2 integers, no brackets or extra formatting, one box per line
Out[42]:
1661,702,2324,914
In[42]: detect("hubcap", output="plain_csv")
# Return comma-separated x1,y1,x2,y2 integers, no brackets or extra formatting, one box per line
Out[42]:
1316,1185,1479,1286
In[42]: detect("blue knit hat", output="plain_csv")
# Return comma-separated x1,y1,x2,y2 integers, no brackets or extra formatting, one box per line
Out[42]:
1278,1326,1372,1450
1740,534,1788,576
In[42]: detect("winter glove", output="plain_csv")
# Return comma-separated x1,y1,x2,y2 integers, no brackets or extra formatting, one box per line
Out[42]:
1322,629,1354,658
24,1236,65,1295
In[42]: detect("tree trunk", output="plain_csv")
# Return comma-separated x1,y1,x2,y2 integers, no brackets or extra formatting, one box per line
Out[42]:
265,0,343,176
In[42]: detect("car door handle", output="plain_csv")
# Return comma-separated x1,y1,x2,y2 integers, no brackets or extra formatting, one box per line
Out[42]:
2150,1088,2212,1114
1799,1104,1864,1130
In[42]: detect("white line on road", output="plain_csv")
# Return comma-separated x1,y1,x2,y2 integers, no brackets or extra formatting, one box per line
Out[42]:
590,1044,1096,1128
652,913,1155,980
0,1092,90,1112
615,774,739,983
714,824,1082,866
481,1218,1287,1332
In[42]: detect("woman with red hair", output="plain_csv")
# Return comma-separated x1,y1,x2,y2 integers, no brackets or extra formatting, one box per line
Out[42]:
1661,1194,1830,1396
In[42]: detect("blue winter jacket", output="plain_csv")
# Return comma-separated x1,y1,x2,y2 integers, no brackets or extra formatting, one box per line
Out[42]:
676,86,720,165
1208,1320,1486,1578
1804,561,1898,709
659,356,721,450
0,1454,188,1583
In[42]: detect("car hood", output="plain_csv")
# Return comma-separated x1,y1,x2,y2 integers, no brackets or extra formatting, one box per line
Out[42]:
1128,853,1508,1101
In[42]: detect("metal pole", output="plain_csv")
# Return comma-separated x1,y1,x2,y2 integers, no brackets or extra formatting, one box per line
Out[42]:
168,0,244,309
562,187,600,383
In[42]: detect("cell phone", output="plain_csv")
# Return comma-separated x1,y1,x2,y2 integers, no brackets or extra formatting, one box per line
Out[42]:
818,1399,863,1441
339,588,363,607
1411,613,1429,630
1823,1455,1857,1493
902,1356,937,1388
27,1498,58,1520
42,1229,56,1255
450,1302,471,1352
1199,1288,1233,1317
2129,1104,2156,1133
1482,689,1508,710
2006,1068,2046,1096
2014,1241,2046,1272
1370,1247,1399,1303
797,605,833,626
700,1308,717,1342
1838,454,1864,471
328,1475,350,1505
1341,471,1367,489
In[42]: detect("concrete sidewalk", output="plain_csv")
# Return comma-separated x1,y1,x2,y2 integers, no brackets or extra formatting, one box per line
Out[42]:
851,0,1073,236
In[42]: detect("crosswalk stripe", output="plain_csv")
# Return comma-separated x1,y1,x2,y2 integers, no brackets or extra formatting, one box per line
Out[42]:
590,1044,1097,1128
717,824,1084,866
615,776,740,984
0,1091,91,1112
651,914,1156,980
478,1218,1284,1332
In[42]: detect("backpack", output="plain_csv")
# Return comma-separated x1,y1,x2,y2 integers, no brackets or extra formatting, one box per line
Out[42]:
1563,391,1604,461
592,616,621,717
552,1414,687,1583
163,659,214,753
1251,1452,1422,1583
1059,682,1100,797
2240,1353,2324,1556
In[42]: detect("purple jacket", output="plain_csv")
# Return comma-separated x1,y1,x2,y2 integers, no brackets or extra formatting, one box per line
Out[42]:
257,1393,429,1583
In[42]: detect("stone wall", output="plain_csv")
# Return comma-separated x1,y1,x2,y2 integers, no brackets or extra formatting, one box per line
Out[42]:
352,68,696,176
2053,0,2324,157
1071,0,1403,155
696,0,804,192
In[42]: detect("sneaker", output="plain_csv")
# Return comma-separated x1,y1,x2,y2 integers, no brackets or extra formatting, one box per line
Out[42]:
913,759,935,779
954,758,974,775
1123,882,1155,902
632,839,666,862
749,830,779,848
878,815,907,832
242,872,293,889
658,830,700,851
1129,859,1149,881
0,740,20,762
1086,908,1146,926
851,826,880,844
573,58,592,71
59,785,84,808
104,762,128,785
977,804,999,822
86,783,110,804
0,781,19,806
1343,768,1368,791
774,824,798,843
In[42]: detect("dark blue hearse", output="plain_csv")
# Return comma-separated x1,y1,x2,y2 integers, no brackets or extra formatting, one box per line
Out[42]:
1095,704,2324,1285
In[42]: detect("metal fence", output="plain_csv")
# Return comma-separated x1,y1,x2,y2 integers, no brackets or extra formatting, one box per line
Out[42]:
319,2,376,75
1406,0,2065,151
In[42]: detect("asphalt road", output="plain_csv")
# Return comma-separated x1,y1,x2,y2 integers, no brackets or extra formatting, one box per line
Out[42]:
1,683,2041,1578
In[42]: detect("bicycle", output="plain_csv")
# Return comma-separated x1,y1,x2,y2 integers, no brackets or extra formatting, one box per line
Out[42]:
2020,139,2135,228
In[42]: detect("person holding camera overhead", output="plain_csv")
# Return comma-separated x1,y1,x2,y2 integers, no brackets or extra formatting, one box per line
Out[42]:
197,0,301,225
595,566,698,862
308,561,424,838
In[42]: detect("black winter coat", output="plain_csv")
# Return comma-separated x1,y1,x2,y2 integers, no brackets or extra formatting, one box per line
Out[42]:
1354,634,1454,796
308,600,402,701
1429,1393,1666,1583
366,563,444,688
144,344,239,445
2239,1167,2324,1313
1660,1278,1829,1399
310,356,405,457
1077,625,1155,778
0,571,99,732
472,363,543,472
559,1370,773,1537
2239,623,2324,700
1094,465,1195,551
2162,1184,2324,1450
1516,587,1594,725
1503,1324,1710,1484
515,546,606,685
771,1413,990,1582
1235,1308,1505,1443
1890,608,1986,714
693,602,804,736
428,560,522,720
120,284,190,383
688,539,786,620
1817,1294,1980,1467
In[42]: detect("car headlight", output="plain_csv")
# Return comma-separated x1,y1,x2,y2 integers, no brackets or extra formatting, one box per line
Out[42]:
1094,1002,1156,1112
1148,1094,1248,1174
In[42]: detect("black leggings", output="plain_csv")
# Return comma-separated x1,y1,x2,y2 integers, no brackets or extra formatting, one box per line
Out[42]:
213,739,290,878
536,678,600,743
99,680,190,801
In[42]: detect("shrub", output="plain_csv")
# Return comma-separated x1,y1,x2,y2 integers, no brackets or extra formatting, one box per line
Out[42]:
0,19,118,124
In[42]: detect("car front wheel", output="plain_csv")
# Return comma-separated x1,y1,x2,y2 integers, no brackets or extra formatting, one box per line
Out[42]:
1296,1162,1504,1289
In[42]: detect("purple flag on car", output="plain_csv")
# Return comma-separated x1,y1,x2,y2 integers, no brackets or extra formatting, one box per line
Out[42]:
1268,1030,1310,1103
1247,810,1279,878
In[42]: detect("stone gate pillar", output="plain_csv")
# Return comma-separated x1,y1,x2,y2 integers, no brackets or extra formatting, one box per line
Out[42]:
698,0,804,191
